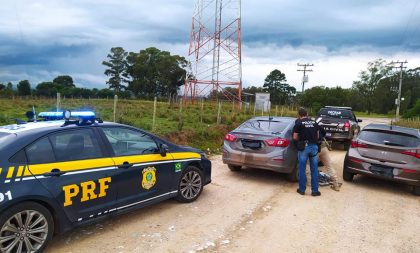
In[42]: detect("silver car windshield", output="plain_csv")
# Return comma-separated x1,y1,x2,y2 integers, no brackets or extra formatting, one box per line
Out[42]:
238,120,289,133
359,130,420,148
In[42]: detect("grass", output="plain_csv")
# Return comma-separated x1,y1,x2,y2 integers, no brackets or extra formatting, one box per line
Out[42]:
354,111,393,118
393,119,420,130
0,98,298,152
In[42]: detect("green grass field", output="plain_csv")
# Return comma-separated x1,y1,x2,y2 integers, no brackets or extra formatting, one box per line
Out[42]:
0,98,298,152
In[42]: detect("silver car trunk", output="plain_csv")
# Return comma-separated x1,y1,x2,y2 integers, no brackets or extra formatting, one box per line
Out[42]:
229,130,283,154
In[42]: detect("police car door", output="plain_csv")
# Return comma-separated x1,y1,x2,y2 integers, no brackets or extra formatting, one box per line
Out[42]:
26,128,119,223
100,127,174,210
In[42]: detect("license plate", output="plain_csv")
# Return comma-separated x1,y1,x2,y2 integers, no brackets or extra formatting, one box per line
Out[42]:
326,133,332,137
241,140,261,150
369,165,393,178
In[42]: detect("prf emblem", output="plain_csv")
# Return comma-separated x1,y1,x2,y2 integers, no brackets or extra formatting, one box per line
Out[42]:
142,167,156,190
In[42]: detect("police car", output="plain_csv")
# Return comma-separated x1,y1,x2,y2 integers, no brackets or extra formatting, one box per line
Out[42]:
0,111,211,253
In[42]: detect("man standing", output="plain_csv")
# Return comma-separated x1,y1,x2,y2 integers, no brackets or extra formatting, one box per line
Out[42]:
293,107,321,196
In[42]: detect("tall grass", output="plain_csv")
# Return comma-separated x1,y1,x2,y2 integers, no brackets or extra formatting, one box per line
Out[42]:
0,98,299,152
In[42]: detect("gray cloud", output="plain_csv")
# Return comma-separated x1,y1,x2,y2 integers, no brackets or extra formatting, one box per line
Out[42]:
0,0,419,88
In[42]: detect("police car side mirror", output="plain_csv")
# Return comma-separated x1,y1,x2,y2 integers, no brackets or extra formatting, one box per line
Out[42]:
160,144,169,157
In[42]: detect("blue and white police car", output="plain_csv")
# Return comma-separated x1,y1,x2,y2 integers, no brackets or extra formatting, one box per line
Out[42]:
0,111,211,253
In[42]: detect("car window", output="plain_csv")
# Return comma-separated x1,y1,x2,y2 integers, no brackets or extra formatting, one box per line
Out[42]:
9,150,27,163
49,129,103,162
359,130,420,147
238,120,290,133
102,127,159,156
318,109,354,120
26,137,56,164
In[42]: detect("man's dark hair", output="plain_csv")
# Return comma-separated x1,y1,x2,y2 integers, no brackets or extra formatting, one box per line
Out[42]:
298,107,308,117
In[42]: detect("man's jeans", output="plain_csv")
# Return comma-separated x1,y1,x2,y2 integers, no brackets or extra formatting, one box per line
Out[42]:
298,144,319,193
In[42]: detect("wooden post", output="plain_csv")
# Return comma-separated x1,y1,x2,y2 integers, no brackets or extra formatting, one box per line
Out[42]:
56,93,61,111
113,95,118,122
275,105,278,117
152,97,157,131
200,99,204,124
253,103,256,116
217,102,222,124
281,106,284,117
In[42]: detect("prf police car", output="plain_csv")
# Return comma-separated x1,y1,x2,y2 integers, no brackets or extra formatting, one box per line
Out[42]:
0,111,211,253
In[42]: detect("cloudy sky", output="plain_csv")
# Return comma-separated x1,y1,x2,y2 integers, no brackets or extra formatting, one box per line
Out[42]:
0,0,419,91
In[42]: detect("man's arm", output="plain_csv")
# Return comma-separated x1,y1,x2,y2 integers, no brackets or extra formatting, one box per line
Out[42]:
293,132,299,141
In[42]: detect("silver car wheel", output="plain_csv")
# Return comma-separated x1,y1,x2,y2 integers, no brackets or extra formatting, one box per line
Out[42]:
0,210,49,253
180,171,202,200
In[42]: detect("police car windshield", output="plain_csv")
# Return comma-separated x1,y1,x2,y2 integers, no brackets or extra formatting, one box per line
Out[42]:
318,109,354,120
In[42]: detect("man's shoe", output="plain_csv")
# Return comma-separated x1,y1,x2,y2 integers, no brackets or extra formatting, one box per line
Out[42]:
297,189,305,195
311,191,321,196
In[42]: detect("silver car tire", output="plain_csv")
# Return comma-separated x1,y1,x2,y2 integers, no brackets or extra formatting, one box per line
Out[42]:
0,202,54,253
228,164,241,171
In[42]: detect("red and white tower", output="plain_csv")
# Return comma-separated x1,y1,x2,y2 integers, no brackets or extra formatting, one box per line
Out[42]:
184,0,242,104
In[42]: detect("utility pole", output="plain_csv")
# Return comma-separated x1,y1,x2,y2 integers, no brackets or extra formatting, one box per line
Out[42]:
390,60,407,120
297,63,314,93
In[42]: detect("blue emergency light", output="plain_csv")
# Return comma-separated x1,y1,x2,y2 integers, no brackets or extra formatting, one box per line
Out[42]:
38,110,96,121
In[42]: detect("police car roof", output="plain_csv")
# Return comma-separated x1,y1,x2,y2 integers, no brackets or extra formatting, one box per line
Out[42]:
0,121,122,135
363,123,420,137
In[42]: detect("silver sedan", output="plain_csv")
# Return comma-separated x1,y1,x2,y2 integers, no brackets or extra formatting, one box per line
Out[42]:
222,117,298,181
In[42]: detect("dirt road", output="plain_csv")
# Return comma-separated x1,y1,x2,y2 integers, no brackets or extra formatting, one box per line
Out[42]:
46,118,420,253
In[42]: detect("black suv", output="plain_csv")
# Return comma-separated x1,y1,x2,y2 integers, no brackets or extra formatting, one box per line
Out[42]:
316,106,362,149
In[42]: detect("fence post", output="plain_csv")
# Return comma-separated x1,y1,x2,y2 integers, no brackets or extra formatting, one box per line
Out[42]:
253,102,256,116
281,106,284,117
113,95,118,122
217,102,222,124
200,99,204,124
56,93,61,111
275,105,278,117
152,97,157,131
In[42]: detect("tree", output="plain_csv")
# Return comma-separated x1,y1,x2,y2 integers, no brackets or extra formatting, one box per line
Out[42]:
126,47,188,98
36,82,57,97
102,47,129,93
263,69,296,105
353,59,393,114
53,75,75,89
17,80,31,96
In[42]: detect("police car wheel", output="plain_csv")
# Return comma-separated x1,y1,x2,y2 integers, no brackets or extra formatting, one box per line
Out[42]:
176,166,204,203
0,202,54,253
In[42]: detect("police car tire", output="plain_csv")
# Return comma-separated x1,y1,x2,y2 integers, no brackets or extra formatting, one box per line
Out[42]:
0,201,54,253
176,166,204,203
342,169,354,182
228,164,241,171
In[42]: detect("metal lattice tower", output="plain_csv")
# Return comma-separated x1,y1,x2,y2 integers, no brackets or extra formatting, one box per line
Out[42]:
184,0,242,104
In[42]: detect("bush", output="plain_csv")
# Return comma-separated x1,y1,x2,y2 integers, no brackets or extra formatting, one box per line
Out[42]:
403,99,420,118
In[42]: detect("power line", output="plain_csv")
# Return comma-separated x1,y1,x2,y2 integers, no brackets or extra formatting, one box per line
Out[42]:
389,60,408,120
297,63,314,93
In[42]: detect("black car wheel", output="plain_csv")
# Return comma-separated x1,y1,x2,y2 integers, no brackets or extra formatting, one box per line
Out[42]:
286,165,299,182
343,168,355,182
343,141,351,150
176,166,204,203
413,186,420,196
0,202,54,253
228,164,241,171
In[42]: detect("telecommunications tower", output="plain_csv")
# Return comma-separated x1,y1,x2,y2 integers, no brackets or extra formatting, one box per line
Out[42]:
184,0,242,104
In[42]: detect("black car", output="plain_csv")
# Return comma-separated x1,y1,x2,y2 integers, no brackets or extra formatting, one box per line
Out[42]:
316,106,362,149
0,111,211,253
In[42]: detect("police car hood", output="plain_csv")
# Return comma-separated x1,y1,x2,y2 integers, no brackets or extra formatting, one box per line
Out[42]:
179,145,204,155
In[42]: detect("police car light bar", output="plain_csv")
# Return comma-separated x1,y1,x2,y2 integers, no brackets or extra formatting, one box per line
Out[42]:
38,111,96,120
